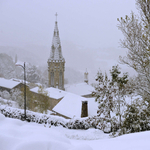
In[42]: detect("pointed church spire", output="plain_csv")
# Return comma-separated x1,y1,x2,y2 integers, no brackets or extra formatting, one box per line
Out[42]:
48,13,65,90
49,13,64,62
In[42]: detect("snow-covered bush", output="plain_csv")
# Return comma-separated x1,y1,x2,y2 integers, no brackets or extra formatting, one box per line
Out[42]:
119,98,150,135
0,90,11,99
66,119,90,129
85,116,113,133
0,106,67,127
10,89,22,101
10,89,24,108
0,105,120,132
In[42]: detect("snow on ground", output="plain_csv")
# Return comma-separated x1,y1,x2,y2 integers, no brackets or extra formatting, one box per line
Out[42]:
0,97,17,108
0,112,150,150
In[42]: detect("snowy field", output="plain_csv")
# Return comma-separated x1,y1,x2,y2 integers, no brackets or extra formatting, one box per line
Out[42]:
0,113,150,150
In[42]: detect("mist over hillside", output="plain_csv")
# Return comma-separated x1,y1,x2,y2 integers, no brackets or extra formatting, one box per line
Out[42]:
0,40,136,85
0,46,48,66
0,45,84,85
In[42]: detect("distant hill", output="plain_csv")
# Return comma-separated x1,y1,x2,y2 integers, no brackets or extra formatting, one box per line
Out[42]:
0,46,84,84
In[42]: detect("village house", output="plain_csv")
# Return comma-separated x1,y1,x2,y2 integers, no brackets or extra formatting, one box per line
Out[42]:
30,87,67,111
0,78,24,93
52,93,98,119
30,85,97,119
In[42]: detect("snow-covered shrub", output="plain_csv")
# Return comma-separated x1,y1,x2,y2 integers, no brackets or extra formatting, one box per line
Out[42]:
119,98,150,135
66,119,90,129
47,119,66,127
10,89,22,101
0,105,67,127
0,105,119,132
1,90,11,99
10,89,24,108
0,90,23,108
85,116,110,132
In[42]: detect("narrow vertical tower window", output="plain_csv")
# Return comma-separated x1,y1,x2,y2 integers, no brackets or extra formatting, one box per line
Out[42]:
47,13,65,90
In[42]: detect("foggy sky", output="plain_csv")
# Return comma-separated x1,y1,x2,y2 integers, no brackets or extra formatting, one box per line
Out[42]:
0,0,138,82
0,0,137,47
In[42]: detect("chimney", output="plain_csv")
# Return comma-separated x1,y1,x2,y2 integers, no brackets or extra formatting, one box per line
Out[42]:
81,101,88,118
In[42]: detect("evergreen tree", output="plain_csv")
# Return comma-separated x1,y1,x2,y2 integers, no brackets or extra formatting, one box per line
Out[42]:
95,71,114,120
121,97,150,134
110,65,128,127
94,65,129,130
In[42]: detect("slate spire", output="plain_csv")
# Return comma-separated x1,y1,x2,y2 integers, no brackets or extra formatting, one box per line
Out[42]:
49,14,64,62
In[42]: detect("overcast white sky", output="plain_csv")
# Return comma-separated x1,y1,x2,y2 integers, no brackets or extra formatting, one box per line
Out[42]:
0,0,138,82
0,0,137,48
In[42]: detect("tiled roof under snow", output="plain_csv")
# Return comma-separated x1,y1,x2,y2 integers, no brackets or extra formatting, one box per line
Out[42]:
30,87,67,100
0,78,21,89
53,94,98,118
65,82,95,96
53,93,87,118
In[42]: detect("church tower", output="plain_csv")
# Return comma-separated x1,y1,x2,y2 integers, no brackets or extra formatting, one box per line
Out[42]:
47,13,65,90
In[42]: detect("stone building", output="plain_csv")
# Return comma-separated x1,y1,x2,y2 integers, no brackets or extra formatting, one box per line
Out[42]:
0,78,25,93
30,87,67,111
47,15,65,90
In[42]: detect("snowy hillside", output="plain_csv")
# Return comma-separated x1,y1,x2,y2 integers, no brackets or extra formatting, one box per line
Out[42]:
0,112,150,150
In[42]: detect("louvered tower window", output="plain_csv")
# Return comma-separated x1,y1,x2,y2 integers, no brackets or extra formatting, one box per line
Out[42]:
51,71,54,87
59,71,62,88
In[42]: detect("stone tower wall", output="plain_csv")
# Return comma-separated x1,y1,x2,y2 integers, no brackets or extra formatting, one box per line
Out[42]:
48,61,65,90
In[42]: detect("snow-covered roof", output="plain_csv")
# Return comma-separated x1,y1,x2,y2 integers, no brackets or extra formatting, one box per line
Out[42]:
53,93,86,118
10,78,29,85
30,87,67,99
0,78,21,89
46,87,68,99
65,82,95,96
53,93,98,118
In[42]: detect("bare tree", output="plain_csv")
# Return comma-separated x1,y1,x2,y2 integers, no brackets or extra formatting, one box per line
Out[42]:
117,0,150,97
